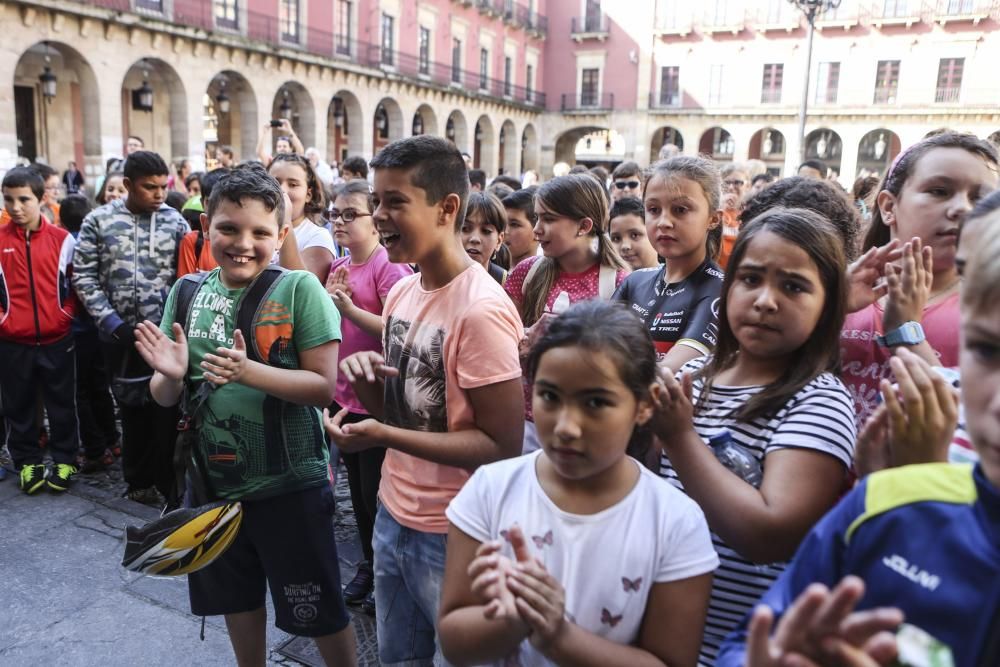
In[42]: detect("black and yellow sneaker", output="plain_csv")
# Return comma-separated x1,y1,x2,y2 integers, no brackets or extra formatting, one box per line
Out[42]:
19,464,47,495
46,463,77,493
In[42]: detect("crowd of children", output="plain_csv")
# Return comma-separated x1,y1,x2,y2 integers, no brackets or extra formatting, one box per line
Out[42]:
3,128,1000,667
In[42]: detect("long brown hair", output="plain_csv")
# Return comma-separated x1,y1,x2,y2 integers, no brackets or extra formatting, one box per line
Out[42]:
698,208,847,422
521,174,628,326
863,132,998,251
268,152,326,222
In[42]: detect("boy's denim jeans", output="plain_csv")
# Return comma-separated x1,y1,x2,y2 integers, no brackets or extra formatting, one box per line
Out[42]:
373,505,453,667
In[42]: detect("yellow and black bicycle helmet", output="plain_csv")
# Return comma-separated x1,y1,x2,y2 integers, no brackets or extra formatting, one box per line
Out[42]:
121,502,242,576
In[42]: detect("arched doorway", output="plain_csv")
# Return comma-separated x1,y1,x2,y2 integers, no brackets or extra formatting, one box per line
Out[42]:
650,126,684,163
373,97,403,154
748,127,786,176
574,129,626,169
521,123,539,176
857,129,901,179
445,110,469,154
412,104,438,137
554,125,606,168
804,128,843,177
499,120,517,176
271,82,315,150
13,41,101,184
473,115,495,176
122,58,188,161
328,91,362,164
206,71,257,166
698,127,734,162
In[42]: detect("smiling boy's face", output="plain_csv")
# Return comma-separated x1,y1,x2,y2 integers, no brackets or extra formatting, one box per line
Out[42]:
209,197,288,289
372,168,457,265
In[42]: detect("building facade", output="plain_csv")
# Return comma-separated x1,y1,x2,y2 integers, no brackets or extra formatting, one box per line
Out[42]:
5,0,1000,189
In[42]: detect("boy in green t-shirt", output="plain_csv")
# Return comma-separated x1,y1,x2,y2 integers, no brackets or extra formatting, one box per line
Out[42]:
134,163,356,666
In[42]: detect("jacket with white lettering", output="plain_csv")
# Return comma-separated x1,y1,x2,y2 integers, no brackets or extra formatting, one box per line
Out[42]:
0,218,77,344
718,463,1000,667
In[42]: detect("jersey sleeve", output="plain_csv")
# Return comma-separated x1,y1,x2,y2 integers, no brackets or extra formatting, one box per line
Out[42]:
766,375,857,468
611,272,632,303
675,279,722,355
716,485,866,667
290,271,342,349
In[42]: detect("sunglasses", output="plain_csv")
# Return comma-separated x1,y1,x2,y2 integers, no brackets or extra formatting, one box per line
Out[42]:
614,180,641,190
324,208,372,223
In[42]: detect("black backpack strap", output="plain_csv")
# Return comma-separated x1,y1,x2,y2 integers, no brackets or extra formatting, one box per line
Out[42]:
235,265,288,365
194,230,205,267
174,271,212,334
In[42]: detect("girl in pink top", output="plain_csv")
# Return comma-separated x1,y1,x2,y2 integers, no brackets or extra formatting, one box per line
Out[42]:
504,174,630,452
324,179,413,609
841,132,998,426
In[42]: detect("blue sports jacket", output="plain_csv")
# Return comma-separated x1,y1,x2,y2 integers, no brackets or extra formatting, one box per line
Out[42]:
718,463,1000,667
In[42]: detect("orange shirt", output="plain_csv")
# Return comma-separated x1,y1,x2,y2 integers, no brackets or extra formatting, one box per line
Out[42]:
718,209,740,270
176,230,218,277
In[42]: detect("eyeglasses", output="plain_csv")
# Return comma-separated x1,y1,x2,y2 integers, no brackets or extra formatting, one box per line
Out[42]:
325,208,372,224
723,179,746,189
614,180,640,190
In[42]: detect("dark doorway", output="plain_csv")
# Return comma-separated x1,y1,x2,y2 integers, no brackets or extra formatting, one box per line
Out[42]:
14,86,37,162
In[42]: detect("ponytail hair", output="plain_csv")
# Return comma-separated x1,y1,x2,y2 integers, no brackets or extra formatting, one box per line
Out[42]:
863,131,998,251
521,174,628,326
646,155,723,261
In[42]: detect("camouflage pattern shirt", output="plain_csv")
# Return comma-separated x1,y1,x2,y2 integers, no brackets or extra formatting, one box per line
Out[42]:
72,198,188,338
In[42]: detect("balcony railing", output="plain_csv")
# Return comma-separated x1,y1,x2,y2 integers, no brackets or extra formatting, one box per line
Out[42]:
571,14,610,37
60,0,545,108
649,91,682,109
760,88,782,104
935,85,962,103
873,87,899,104
561,92,614,112
934,0,992,23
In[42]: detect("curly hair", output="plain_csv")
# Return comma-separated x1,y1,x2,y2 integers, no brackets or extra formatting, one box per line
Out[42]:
740,176,861,261
268,152,326,221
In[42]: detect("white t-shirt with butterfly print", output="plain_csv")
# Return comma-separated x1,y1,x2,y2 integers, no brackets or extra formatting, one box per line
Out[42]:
446,449,719,667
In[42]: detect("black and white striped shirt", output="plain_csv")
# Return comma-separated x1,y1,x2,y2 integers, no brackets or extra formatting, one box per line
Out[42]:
659,355,856,665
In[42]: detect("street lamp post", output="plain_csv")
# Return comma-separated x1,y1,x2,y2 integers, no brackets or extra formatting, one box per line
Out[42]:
789,0,840,164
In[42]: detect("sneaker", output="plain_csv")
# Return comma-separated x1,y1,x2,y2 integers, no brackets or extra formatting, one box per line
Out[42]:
19,464,47,494
125,486,164,506
47,464,78,493
359,590,375,616
343,561,374,604
78,449,115,474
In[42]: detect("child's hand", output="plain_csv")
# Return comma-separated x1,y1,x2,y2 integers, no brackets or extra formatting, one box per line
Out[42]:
854,404,892,478
340,351,399,385
508,558,567,655
134,321,188,382
880,349,958,467
201,329,249,386
325,266,355,314
845,240,901,313
322,407,383,452
648,370,695,444
745,576,902,667
882,238,933,332
467,541,521,621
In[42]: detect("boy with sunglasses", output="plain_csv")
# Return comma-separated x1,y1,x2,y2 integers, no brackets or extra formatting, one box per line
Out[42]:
611,161,644,202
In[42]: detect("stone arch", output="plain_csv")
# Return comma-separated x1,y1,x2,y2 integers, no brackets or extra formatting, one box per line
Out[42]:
13,41,102,179
328,90,363,164
473,115,496,176
122,57,188,161
521,123,539,175
373,96,404,154
206,70,257,164
499,120,517,176
445,110,469,154
698,126,735,162
748,127,786,175
856,129,901,179
271,81,315,149
804,128,844,177
650,126,685,163
554,125,608,168
412,103,438,137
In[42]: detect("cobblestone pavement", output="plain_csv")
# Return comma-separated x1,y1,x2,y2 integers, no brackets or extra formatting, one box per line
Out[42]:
0,445,379,666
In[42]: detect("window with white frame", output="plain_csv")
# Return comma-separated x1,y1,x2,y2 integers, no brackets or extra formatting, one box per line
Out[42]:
452,38,462,83
708,64,724,105
419,27,431,75
659,66,679,106
215,0,238,29
815,61,840,104
335,0,352,55
280,0,299,43
581,68,600,106
381,13,395,66
480,48,489,89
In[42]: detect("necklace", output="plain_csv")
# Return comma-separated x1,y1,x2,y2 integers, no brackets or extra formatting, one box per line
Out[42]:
351,242,379,266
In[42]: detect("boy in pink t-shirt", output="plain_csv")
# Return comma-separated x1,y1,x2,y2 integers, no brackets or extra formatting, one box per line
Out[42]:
324,137,523,666
324,179,413,610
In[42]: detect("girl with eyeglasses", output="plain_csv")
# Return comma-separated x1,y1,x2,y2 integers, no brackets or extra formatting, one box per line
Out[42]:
324,179,413,611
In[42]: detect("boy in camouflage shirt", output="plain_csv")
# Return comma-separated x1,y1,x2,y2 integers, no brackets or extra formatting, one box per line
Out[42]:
72,151,188,505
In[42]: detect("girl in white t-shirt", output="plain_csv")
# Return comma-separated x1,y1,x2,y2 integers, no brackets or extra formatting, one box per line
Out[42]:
439,301,718,667
269,153,340,283
649,208,857,665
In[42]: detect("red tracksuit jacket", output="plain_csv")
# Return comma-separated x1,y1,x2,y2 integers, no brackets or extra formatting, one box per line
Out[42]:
0,218,78,345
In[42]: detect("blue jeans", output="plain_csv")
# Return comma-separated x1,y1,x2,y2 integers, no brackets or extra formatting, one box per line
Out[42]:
373,506,452,667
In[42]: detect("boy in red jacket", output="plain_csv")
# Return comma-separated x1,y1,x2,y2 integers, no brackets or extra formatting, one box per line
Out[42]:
0,167,80,494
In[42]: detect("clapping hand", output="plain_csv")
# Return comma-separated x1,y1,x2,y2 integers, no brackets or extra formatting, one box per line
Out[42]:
325,266,355,314
200,329,249,386
134,321,188,382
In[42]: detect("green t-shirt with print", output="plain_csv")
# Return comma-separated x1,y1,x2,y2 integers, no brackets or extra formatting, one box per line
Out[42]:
161,268,341,501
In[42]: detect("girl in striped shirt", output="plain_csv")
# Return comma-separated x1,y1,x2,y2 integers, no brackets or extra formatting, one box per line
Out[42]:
648,208,857,665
